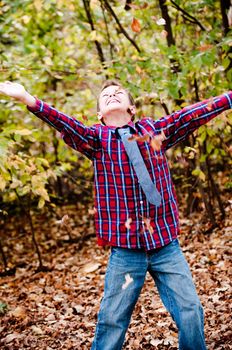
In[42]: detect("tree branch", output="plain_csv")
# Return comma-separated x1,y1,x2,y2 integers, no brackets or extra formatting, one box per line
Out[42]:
102,0,141,53
82,0,106,64
100,0,114,60
170,0,206,31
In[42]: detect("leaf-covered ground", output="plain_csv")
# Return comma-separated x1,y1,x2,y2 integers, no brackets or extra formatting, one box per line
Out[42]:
0,201,231,350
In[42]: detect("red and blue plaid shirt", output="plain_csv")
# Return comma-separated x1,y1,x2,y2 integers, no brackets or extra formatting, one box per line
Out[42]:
28,92,232,251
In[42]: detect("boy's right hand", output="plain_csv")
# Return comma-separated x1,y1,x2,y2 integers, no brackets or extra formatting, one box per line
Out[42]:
0,81,36,107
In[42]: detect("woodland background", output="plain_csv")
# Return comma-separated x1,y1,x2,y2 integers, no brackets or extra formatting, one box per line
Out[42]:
0,0,231,349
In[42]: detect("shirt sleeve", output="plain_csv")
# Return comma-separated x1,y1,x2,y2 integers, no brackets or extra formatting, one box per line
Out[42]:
153,92,232,150
27,99,100,159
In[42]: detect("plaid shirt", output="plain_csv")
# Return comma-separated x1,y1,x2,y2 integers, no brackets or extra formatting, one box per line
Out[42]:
28,92,232,251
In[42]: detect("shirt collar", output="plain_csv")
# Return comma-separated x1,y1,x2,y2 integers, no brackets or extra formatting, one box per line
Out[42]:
115,122,137,138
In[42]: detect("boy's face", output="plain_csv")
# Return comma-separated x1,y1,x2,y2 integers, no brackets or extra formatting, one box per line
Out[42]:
98,85,133,119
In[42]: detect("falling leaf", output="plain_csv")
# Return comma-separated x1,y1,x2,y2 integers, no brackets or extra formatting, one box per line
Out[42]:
82,115,88,121
122,273,133,290
198,44,213,52
142,217,154,234
161,29,168,38
136,65,142,74
128,134,150,142
88,207,97,215
125,217,132,229
156,18,166,26
206,97,214,111
131,18,141,33
150,131,166,152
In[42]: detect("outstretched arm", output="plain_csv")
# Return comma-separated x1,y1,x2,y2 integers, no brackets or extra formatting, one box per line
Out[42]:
0,81,100,159
152,92,232,150
0,81,36,107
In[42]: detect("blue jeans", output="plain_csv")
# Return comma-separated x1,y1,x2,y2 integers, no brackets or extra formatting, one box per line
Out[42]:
91,239,207,350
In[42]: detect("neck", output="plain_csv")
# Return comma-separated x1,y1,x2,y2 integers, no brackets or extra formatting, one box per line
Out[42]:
103,110,132,127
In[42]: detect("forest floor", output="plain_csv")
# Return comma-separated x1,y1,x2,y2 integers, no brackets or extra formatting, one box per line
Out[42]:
0,198,231,350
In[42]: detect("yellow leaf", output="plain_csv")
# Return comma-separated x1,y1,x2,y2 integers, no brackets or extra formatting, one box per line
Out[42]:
38,198,45,209
43,57,53,66
34,187,50,201
14,129,32,136
0,175,6,191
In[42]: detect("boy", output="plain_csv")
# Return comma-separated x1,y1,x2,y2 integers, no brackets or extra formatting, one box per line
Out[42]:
0,80,231,350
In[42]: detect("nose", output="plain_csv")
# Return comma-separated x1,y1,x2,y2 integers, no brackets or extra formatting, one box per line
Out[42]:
109,92,116,97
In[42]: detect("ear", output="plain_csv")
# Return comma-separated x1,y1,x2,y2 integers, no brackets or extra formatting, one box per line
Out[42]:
128,105,136,116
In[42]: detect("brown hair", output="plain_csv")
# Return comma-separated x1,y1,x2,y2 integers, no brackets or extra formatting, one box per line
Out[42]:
97,80,135,112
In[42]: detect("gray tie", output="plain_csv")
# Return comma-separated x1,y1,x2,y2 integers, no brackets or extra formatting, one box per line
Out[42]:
118,127,161,206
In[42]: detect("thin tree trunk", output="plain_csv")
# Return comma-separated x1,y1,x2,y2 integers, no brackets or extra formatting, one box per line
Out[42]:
0,240,8,270
220,0,232,74
158,0,183,105
198,179,216,227
220,0,230,35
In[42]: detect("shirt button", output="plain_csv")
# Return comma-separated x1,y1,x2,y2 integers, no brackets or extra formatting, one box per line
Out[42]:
140,200,143,204
142,221,144,224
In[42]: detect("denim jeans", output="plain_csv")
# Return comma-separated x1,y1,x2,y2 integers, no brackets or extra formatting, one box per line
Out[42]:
91,239,207,350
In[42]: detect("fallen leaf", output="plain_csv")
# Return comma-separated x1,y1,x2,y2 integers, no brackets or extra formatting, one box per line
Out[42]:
31,325,44,335
10,306,27,319
4,333,23,343
81,262,101,273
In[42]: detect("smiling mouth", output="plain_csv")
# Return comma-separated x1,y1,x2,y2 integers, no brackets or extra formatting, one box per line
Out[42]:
107,99,120,105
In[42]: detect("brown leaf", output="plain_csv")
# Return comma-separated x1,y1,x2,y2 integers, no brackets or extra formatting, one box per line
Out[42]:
128,134,150,142
150,131,166,151
142,217,154,234
81,261,101,274
82,114,88,121
198,44,213,52
206,97,214,111
10,306,27,319
131,18,141,33
88,207,97,215
4,333,24,344
61,214,70,226
125,217,132,229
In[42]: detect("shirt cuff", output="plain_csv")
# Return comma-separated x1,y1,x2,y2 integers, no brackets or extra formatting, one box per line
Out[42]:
27,98,43,113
